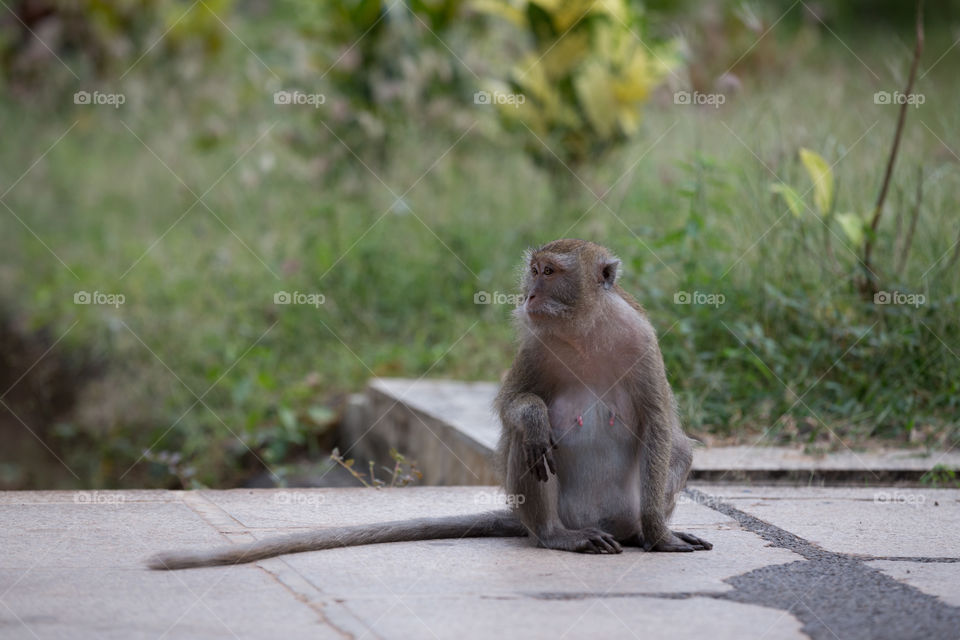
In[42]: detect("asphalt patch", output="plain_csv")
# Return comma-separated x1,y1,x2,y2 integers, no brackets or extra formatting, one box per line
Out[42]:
684,488,960,640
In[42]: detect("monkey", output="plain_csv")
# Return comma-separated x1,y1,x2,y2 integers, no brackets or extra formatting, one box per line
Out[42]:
147,239,710,570
495,239,710,554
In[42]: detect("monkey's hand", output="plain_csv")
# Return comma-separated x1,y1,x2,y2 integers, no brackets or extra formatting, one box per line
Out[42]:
523,432,557,482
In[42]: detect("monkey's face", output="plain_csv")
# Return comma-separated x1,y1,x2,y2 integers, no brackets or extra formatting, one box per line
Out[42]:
515,240,622,333
518,251,581,322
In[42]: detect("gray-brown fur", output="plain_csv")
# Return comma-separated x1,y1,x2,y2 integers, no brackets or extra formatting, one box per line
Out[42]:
495,238,710,553
147,510,524,570
147,238,708,570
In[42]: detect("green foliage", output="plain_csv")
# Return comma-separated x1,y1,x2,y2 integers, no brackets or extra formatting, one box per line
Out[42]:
0,0,233,86
1,8,958,490
798,148,835,216
330,448,423,488
282,0,472,147
475,0,679,168
920,464,959,488
772,147,867,247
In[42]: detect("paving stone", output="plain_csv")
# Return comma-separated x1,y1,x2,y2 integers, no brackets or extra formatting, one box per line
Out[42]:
0,495,328,639
337,595,806,639
694,485,960,558
867,561,960,607
3,487,957,640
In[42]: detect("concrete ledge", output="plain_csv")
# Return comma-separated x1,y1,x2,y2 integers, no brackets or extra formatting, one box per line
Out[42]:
341,378,960,485
341,378,500,485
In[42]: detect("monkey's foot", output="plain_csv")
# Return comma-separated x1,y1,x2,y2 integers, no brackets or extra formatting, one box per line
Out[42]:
640,530,712,552
539,528,623,554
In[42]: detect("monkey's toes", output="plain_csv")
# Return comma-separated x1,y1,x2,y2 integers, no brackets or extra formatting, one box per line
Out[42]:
540,528,622,554
577,528,622,554
646,531,711,552
675,531,712,550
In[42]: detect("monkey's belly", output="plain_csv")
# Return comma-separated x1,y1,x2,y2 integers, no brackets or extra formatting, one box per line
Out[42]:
548,391,642,538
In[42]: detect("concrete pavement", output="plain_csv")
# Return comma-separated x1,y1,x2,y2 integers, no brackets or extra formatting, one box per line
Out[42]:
1,486,958,639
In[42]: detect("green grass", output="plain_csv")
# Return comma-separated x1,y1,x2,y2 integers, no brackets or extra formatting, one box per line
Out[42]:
1,22,958,488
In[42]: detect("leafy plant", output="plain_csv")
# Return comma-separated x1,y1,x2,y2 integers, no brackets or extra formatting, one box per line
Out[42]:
771,146,869,254
0,0,233,87
920,464,959,488
476,0,679,168
330,447,423,488
771,1,931,300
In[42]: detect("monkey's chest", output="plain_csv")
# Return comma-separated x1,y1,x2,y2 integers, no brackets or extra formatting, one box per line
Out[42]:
547,387,642,534
547,387,638,448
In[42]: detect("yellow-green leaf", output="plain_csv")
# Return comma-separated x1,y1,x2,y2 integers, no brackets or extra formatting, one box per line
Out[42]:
574,61,617,139
799,148,834,216
770,182,804,217
469,0,526,26
836,212,865,247
539,29,589,78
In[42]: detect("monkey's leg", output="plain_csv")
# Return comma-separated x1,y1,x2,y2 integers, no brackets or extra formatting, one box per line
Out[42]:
636,402,711,552
634,422,711,552
504,430,621,554
663,434,712,551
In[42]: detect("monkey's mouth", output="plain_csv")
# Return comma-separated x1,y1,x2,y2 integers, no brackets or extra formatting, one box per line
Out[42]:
520,297,569,319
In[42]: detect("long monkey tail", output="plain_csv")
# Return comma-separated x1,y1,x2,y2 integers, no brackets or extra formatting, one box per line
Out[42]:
147,509,526,570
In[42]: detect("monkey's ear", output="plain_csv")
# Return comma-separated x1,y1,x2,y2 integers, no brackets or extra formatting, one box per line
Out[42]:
600,258,620,290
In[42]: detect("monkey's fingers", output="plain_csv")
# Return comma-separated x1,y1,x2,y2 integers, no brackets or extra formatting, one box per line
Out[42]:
533,460,546,482
523,446,537,469
526,449,545,482
525,444,554,482
544,450,557,476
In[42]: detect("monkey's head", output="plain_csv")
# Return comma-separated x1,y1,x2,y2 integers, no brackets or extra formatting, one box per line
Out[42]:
516,239,621,333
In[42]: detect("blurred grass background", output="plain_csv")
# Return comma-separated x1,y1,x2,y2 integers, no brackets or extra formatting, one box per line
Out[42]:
0,0,958,489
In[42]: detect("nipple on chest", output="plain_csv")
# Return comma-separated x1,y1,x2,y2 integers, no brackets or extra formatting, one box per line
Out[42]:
575,411,616,427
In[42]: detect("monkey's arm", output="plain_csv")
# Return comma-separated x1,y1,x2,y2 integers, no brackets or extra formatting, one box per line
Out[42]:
495,356,556,482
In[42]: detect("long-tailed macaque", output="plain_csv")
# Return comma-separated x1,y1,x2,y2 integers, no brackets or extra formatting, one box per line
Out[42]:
148,239,710,570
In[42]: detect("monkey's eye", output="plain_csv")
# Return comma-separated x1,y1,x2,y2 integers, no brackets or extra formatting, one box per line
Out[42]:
531,266,538,276
543,266,554,275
